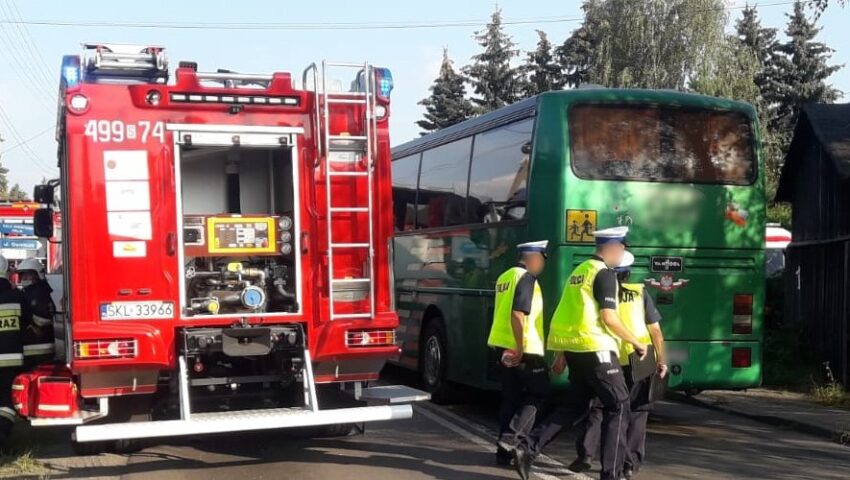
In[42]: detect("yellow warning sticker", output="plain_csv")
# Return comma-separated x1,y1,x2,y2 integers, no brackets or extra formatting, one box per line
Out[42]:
566,210,597,243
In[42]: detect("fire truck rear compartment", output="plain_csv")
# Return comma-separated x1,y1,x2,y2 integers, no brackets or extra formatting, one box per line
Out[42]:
178,145,298,317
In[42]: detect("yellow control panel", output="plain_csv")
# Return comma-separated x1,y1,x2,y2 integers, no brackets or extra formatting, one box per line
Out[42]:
206,216,277,255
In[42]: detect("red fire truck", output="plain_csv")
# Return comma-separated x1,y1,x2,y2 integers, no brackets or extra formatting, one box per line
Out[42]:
0,202,55,274
21,43,424,449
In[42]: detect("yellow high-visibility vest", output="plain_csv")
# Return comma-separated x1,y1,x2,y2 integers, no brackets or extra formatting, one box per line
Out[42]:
547,259,619,353
617,283,653,365
487,266,545,356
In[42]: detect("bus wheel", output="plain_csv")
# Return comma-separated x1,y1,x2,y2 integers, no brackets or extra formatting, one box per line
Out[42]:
420,319,452,403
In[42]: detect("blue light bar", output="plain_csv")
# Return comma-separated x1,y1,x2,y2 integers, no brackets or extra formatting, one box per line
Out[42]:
61,55,82,89
375,68,393,99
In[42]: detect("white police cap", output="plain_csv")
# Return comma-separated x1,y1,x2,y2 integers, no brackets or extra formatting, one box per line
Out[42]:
517,240,548,257
615,251,635,271
593,226,629,245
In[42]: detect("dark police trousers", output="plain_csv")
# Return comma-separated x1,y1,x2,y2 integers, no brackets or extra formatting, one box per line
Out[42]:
497,351,549,447
577,366,653,470
520,351,630,480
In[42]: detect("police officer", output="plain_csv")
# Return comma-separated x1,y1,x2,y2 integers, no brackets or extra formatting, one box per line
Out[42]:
16,258,55,366
488,240,549,465
570,251,668,479
0,255,32,444
512,227,647,480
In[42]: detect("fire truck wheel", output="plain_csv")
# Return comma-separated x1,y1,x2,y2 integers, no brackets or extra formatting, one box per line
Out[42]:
72,440,110,456
419,318,452,403
310,423,355,438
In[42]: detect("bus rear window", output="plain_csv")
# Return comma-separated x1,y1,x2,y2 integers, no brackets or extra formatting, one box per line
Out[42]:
569,104,756,185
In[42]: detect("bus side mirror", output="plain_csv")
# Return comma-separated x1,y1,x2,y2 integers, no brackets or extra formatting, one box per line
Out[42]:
34,184,55,205
34,208,54,239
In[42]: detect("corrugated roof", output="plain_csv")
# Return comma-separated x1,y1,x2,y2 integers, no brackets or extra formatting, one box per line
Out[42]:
776,103,850,201
802,103,850,176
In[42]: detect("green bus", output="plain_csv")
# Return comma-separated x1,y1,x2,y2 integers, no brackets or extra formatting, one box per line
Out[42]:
390,89,764,397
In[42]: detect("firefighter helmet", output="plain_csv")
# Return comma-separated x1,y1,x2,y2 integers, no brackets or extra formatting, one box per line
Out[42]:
16,258,44,275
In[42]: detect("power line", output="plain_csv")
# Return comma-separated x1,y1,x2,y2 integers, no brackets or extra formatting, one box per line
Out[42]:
0,125,53,155
0,105,56,176
0,22,56,109
0,1,810,32
1,0,57,87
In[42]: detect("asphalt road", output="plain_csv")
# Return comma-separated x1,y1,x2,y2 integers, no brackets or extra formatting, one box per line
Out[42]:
12,370,850,480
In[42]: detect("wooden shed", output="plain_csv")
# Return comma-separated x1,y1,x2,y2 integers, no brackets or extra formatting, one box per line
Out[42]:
776,103,850,385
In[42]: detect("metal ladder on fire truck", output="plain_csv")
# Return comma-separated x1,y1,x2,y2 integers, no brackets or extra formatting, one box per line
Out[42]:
308,61,377,322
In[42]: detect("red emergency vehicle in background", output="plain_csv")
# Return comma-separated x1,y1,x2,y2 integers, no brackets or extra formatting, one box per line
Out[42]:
0,202,57,276
20,43,424,449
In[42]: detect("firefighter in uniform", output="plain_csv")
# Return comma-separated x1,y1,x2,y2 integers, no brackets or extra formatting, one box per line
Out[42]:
16,258,55,366
512,227,648,480
488,240,549,465
570,251,668,479
0,255,32,443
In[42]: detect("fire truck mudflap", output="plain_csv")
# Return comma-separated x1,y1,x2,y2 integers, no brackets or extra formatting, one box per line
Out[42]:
21,44,427,444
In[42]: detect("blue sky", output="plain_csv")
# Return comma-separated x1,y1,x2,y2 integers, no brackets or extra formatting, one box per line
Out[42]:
0,0,847,191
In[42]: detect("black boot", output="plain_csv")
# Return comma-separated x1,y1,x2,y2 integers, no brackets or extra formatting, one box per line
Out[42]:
513,446,534,480
496,446,512,466
568,456,593,473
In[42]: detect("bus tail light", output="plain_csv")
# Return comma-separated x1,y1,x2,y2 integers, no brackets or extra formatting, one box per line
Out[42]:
732,294,753,334
346,329,395,348
74,339,137,360
731,347,752,368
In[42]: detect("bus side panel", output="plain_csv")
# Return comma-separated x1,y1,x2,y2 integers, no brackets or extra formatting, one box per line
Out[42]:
393,224,526,390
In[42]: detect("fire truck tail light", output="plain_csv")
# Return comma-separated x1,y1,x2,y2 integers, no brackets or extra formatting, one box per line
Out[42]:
145,90,161,105
346,330,395,348
74,339,137,360
732,294,753,334
67,94,90,114
374,104,388,120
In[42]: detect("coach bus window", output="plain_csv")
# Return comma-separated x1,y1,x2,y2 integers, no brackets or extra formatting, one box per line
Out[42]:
417,137,473,229
392,154,421,231
468,119,534,223
569,105,755,185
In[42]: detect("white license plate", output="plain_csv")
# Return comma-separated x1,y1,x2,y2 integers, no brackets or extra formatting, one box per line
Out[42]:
100,301,175,320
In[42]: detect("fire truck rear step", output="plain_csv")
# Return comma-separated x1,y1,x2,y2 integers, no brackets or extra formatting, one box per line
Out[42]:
74,405,412,442
354,385,431,404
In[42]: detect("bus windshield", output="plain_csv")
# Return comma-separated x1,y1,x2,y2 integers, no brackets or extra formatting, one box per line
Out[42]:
569,104,756,185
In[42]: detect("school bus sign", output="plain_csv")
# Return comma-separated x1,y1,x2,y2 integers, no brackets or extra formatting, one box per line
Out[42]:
566,209,597,243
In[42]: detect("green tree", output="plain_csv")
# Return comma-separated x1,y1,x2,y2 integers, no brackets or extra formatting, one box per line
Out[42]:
767,1,842,134
569,0,727,89
556,0,603,88
416,48,475,134
8,183,27,201
689,35,788,225
521,30,564,96
0,136,8,199
464,7,521,112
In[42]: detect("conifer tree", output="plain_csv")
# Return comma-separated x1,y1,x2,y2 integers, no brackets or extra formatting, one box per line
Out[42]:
767,1,842,132
521,30,564,96
464,7,521,112
416,48,475,134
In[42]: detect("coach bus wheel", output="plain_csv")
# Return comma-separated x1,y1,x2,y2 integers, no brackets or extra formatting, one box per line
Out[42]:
420,319,452,403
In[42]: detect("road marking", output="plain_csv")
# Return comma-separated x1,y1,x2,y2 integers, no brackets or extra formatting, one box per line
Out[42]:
415,402,593,480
